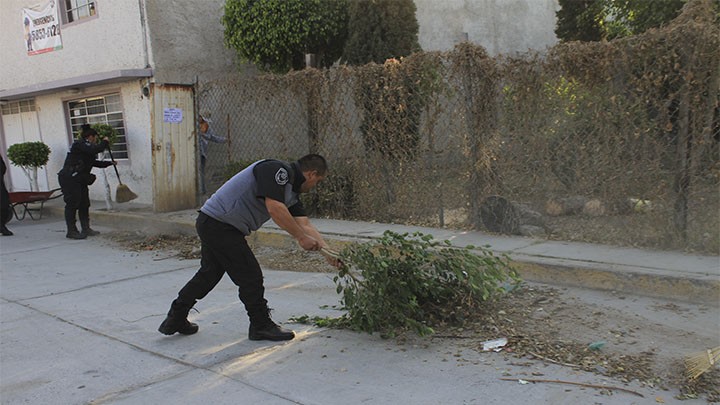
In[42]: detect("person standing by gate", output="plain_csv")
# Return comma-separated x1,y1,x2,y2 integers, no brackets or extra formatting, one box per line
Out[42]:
158,154,339,341
58,124,115,239
197,112,226,195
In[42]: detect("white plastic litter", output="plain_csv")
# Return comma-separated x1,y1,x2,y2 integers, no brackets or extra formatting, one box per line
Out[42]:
482,337,508,352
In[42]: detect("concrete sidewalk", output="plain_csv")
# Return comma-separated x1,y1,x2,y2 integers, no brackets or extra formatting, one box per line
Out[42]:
2,216,718,404
43,199,719,304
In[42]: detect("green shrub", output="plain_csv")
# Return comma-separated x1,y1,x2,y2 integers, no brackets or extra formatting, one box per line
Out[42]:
342,0,420,65
90,123,119,146
327,230,519,337
7,141,51,168
7,141,52,191
223,0,348,73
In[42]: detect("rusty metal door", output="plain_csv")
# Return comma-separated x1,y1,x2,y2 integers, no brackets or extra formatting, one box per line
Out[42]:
150,84,196,212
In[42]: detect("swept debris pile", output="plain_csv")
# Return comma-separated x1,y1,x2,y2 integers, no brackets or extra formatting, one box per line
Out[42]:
434,284,719,401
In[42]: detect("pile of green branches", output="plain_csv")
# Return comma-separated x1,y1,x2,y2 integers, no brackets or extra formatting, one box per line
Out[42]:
321,231,519,337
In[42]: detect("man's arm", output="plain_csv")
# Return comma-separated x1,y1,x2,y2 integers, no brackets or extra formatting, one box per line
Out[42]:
92,159,115,168
295,216,343,268
77,139,109,155
200,128,227,144
265,198,319,251
294,216,327,248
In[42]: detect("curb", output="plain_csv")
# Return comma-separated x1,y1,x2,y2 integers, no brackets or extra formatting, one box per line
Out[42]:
45,206,719,305
514,262,718,304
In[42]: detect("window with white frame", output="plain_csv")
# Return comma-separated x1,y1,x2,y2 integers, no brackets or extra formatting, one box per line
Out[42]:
1,99,36,115
67,93,128,159
61,0,97,24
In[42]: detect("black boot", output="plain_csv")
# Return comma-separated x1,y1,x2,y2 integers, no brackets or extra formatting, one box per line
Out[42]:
1,224,12,236
66,227,86,240
158,298,199,335
79,210,99,236
65,209,85,239
248,309,294,341
81,227,100,236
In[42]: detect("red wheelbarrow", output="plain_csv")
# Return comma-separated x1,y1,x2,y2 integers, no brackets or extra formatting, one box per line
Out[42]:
8,188,63,220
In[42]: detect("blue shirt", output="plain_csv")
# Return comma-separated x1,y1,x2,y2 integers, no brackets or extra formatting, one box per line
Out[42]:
199,127,226,158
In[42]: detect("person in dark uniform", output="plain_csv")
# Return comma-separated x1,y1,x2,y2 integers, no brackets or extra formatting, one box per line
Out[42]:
159,154,340,341
58,124,115,239
1,156,13,236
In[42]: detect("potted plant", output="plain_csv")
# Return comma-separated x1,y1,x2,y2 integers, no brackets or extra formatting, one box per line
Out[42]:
88,123,119,209
6,141,51,191
87,123,119,145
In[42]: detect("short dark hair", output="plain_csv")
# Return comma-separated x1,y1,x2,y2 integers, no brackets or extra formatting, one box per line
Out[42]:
297,154,328,176
81,124,98,139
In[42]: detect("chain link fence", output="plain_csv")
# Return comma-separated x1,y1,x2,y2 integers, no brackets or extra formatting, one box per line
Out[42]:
197,1,719,254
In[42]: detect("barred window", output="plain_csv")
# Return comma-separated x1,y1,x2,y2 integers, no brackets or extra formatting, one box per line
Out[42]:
62,0,97,24
67,93,128,159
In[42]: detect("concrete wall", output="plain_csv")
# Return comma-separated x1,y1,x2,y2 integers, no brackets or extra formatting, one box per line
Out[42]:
144,0,241,84
415,0,559,55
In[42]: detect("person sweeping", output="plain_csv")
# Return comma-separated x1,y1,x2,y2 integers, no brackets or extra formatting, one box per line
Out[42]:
58,124,116,239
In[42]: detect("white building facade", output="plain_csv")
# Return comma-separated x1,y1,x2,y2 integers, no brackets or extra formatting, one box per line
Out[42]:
0,0,237,211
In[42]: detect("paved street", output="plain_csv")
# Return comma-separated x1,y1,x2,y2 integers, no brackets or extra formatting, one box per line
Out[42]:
0,217,717,404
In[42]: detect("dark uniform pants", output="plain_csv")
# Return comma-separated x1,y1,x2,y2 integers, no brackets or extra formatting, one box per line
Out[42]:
58,172,90,230
178,212,268,322
0,177,11,226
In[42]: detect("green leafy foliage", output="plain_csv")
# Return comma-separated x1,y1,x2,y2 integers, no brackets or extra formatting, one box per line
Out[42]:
555,0,604,42
326,231,519,337
7,141,51,168
602,0,686,40
556,0,687,42
342,0,420,65
223,0,348,73
90,123,119,146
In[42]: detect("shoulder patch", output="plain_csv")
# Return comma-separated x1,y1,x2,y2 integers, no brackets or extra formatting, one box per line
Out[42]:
275,168,289,185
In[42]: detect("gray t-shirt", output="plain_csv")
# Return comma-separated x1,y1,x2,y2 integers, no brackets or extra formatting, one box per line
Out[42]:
200,159,306,235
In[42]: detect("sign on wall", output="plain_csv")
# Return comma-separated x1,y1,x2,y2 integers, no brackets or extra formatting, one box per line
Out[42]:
22,0,63,56
163,108,183,123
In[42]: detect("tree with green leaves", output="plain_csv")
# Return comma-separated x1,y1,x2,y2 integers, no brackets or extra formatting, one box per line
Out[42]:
342,0,420,65
7,141,51,191
223,0,348,73
555,0,687,42
90,123,119,210
603,0,686,39
555,0,604,42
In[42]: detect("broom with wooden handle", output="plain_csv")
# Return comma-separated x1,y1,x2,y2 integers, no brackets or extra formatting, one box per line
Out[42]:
684,346,720,380
107,148,138,203
321,247,341,259
321,247,344,266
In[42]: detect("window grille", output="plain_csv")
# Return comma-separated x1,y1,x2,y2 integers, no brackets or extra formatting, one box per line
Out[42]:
67,93,128,159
